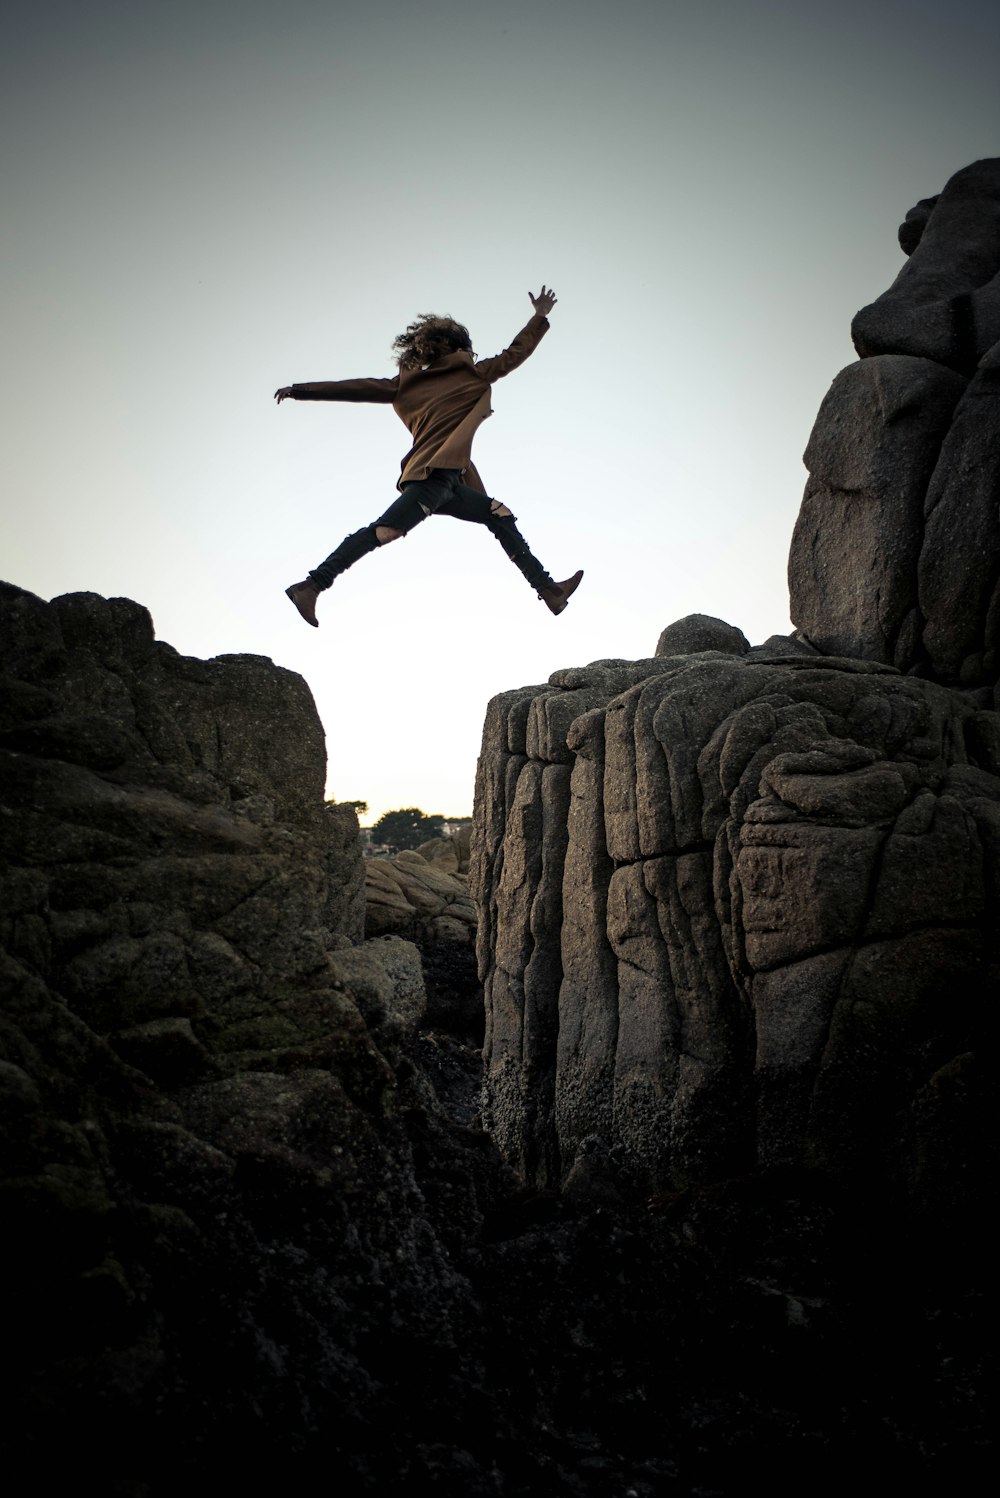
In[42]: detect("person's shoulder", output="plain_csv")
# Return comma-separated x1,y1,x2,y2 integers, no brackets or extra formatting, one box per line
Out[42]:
402,350,478,380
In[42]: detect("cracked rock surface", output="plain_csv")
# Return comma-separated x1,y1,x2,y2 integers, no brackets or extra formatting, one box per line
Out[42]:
473,647,996,1201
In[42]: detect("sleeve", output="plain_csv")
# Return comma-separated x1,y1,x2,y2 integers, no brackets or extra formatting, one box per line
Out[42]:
289,376,399,402
473,315,549,383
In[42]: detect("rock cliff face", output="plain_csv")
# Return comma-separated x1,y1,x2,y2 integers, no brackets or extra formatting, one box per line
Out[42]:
472,161,998,1212
0,582,499,1484
789,157,1000,688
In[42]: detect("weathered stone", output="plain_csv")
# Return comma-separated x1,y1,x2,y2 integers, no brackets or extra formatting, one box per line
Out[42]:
414,823,471,876
475,653,997,1198
482,757,572,1185
789,162,1000,688
0,580,523,1488
897,194,938,256
655,614,750,658
555,709,618,1155
852,157,1000,372
5,159,998,1486
788,356,968,666
918,342,1000,685
328,936,427,1044
110,1017,211,1086
364,849,476,942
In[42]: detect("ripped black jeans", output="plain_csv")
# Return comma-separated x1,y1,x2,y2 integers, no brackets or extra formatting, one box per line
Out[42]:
308,469,554,593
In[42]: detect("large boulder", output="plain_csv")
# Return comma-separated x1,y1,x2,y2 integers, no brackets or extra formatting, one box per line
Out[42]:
364,849,477,943
789,158,1000,692
851,156,1000,373
414,823,472,876
788,357,967,668
473,644,996,1201
0,582,498,1485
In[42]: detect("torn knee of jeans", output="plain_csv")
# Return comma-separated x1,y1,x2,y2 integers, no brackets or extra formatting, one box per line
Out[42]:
376,526,404,544
490,501,513,518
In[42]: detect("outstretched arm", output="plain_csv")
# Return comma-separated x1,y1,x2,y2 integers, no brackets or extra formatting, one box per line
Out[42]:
474,285,558,382
274,375,399,404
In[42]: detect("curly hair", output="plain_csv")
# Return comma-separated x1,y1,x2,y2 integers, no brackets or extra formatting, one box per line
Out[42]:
391,314,473,370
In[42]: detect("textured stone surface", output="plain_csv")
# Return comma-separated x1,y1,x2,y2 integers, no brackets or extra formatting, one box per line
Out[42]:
6,163,998,1485
919,341,1000,684
364,848,477,943
473,651,997,1197
790,158,1000,691
788,357,967,667
457,167,995,1484
0,581,502,1484
656,613,751,658
852,157,1000,373
414,823,472,875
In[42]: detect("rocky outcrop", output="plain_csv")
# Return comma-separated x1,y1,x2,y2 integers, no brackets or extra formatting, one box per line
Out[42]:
851,157,1000,373
473,159,999,1219
364,847,476,944
0,583,374,1076
4,161,995,1490
363,830,481,1043
473,640,996,1198
0,581,500,1484
415,823,472,876
789,158,1000,690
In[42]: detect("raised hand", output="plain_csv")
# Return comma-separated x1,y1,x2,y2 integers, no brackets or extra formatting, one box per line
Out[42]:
274,386,293,403
529,285,558,317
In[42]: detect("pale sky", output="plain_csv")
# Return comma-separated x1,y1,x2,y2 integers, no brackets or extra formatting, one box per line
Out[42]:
3,0,997,825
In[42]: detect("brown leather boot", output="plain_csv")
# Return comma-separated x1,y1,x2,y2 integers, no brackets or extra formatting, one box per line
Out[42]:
285,579,320,627
539,569,584,615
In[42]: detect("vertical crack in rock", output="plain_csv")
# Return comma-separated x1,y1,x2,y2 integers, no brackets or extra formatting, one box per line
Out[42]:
476,616,997,1201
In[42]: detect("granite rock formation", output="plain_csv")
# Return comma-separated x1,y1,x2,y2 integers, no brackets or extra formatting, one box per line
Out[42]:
415,823,473,877
473,160,998,1220
0,582,500,1485
789,157,1000,689
473,643,995,1202
364,846,476,945
363,829,481,1045
3,159,995,1491
3,578,987,1489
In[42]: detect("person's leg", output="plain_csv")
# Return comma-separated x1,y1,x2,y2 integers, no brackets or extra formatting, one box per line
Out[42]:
285,479,444,626
440,479,583,612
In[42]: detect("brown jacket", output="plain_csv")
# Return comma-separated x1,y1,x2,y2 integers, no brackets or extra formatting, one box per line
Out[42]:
289,314,549,492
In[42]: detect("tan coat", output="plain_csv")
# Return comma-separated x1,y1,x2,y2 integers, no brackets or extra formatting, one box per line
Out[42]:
290,314,549,492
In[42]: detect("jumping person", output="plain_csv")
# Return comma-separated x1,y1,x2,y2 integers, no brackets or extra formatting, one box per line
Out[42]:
276,286,582,627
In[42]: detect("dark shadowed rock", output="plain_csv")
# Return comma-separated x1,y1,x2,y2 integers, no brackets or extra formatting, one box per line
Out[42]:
788,356,968,667
790,160,1000,692
918,340,1000,684
655,613,751,658
0,581,504,1487
898,194,938,256
852,157,1000,373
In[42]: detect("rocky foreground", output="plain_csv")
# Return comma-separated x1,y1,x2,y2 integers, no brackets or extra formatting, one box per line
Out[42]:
2,161,997,1493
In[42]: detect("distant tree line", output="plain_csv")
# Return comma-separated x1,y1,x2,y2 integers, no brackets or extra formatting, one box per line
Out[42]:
324,802,471,853
370,807,445,851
